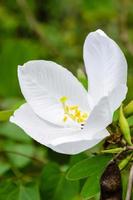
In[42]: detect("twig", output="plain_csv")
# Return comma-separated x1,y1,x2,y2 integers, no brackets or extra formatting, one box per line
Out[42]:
127,146,133,151
125,164,133,200
0,150,46,164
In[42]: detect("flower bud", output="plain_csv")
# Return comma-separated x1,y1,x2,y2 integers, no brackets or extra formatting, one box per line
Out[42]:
101,147,125,154
124,100,133,117
119,105,132,145
119,153,133,170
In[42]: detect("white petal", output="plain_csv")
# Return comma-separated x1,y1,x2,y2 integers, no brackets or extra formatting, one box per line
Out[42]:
18,60,89,126
84,97,112,133
83,29,127,111
108,84,128,113
50,129,109,154
10,103,78,147
10,103,109,155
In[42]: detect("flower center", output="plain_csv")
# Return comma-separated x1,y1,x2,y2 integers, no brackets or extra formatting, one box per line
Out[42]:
60,96,89,124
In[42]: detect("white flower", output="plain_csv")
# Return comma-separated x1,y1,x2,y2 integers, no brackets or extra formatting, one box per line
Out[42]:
10,30,127,155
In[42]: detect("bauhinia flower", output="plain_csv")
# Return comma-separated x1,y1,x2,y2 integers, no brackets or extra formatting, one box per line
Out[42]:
10,30,127,154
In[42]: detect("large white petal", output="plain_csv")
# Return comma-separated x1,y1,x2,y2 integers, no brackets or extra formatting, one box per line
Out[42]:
50,129,109,154
10,103,109,155
83,29,127,111
84,97,112,133
10,103,79,147
18,60,89,126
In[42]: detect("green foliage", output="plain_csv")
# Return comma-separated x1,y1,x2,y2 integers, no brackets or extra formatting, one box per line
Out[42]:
0,0,133,199
119,105,132,145
0,110,14,122
66,155,111,180
81,174,100,199
40,163,79,200
0,181,40,200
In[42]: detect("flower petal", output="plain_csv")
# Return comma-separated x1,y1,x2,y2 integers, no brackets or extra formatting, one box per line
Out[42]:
10,103,109,155
50,129,109,154
52,97,111,149
108,84,128,113
18,60,89,126
83,29,127,111
10,103,79,147
84,97,112,133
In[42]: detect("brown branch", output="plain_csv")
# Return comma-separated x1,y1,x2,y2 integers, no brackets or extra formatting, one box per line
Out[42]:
126,164,133,200
127,146,133,151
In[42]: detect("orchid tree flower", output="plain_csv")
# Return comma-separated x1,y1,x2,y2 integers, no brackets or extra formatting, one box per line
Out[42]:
10,30,127,154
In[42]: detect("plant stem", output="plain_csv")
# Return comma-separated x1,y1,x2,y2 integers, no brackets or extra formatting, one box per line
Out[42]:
0,150,47,164
127,146,133,150
125,164,133,200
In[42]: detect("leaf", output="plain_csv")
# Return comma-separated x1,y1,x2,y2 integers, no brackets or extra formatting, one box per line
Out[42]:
40,162,79,200
0,162,10,175
0,39,41,97
69,152,88,167
66,154,112,180
121,169,133,200
81,173,100,199
0,181,40,200
0,122,32,143
18,183,40,200
4,142,35,168
0,110,14,121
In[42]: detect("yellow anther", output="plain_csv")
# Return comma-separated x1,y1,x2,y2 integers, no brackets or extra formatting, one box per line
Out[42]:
70,105,79,110
63,116,68,122
60,96,88,124
60,96,68,103
75,110,81,117
70,114,76,120
77,118,84,123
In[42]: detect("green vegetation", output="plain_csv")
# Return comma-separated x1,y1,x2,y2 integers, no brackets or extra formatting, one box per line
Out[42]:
0,0,133,199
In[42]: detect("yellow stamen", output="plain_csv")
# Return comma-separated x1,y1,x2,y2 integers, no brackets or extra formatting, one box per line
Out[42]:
60,96,68,103
64,105,69,113
63,116,68,122
70,105,78,110
60,96,89,124
75,110,81,117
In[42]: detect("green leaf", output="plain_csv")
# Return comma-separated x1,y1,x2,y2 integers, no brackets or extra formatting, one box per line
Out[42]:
4,142,35,168
18,184,40,200
81,173,100,199
0,162,10,175
40,162,79,200
0,110,13,121
121,169,133,200
0,39,41,97
0,181,40,200
66,154,112,180
69,153,88,167
0,122,32,143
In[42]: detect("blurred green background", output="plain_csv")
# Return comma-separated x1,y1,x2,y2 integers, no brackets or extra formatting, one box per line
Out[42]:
0,0,133,199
